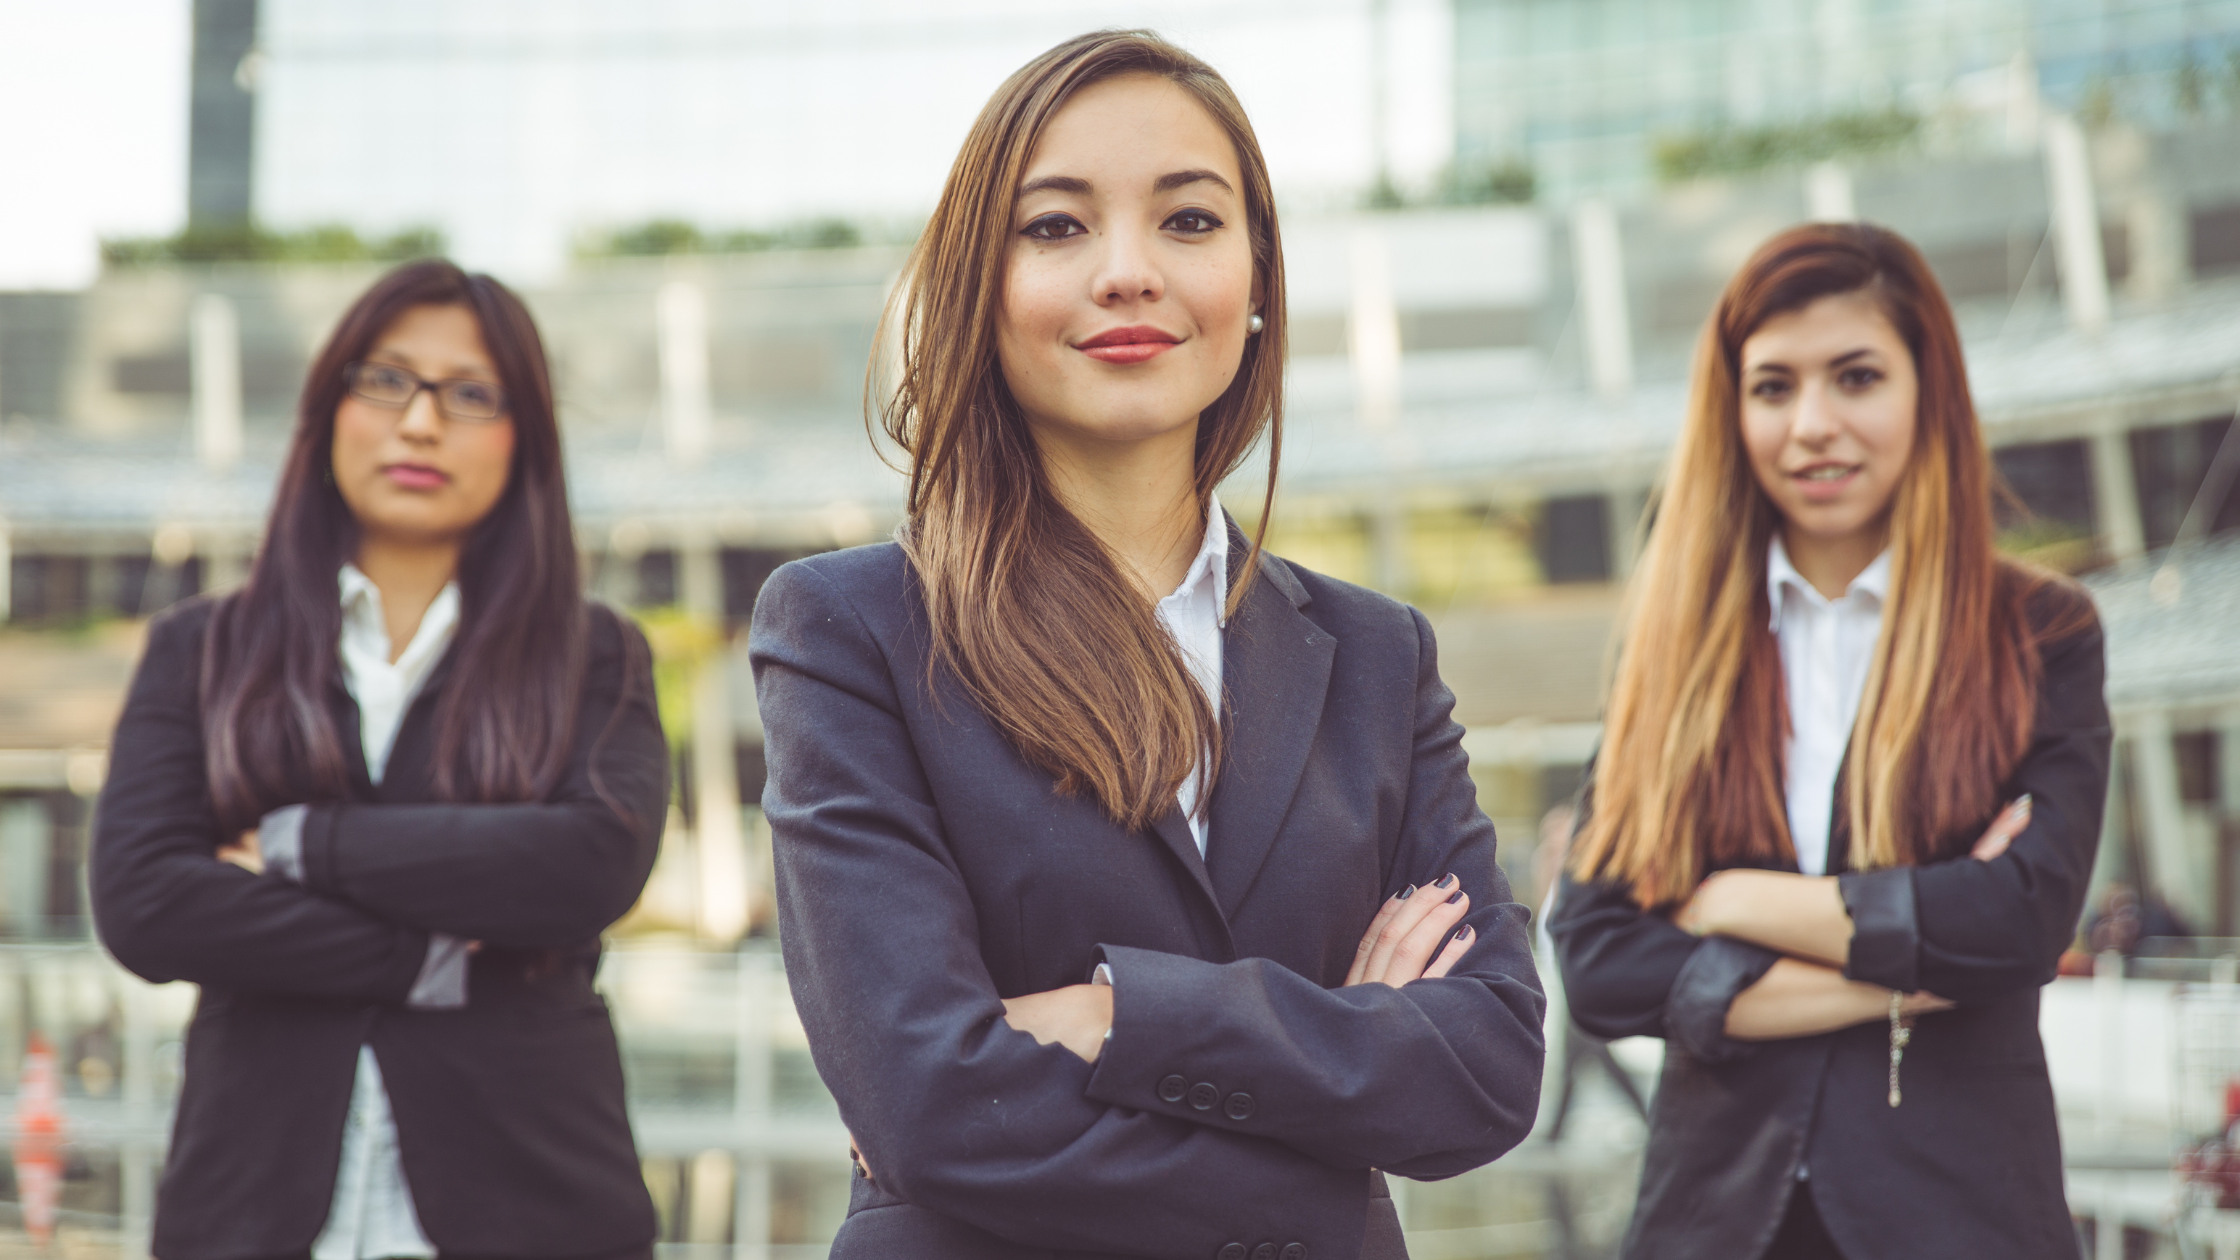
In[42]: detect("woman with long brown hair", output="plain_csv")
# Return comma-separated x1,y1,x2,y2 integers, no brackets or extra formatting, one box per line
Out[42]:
1549,223,2110,1260
92,260,667,1260
750,29,1544,1260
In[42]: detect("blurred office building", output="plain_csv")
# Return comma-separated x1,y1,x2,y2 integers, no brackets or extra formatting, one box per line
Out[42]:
1,1,2239,1255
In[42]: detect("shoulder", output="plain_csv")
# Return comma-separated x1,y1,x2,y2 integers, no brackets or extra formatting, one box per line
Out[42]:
1265,553,1430,650
1997,558,2100,649
141,592,226,663
581,599,650,668
754,542,914,633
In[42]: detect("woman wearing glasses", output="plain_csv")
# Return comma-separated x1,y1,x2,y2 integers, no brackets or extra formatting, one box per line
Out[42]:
92,260,668,1260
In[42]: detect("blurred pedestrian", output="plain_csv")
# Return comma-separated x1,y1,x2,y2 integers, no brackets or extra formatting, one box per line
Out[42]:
751,30,1543,1260
92,260,668,1260
1549,224,2110,1260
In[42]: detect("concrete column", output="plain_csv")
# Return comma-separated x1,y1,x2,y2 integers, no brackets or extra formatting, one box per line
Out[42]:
1367,503,1409,596
659,280,712,463
2043,114,2111,335
1348,227,1402,430
1605,485,1649,579
120,977,155,1260
1572,199,1633,402
2089,427,2146,563
2123,189,2188,302
1804,161,1855,222
2131,711,2208,929
2218,711,2240,933
683,538,749,942
732,953,774,1260
0,517,11,623
191,294,243,471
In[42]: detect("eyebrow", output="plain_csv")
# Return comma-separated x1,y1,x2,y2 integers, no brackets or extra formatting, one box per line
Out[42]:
1746,347,1879,374
1015,168,1237,200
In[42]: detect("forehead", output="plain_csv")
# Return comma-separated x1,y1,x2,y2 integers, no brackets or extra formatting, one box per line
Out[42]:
368,303,496,375
1740,290,1904,367
1023,73,1241,190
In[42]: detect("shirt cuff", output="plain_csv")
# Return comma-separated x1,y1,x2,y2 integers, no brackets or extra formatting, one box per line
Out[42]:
257,805,309,883
1091,962,1114,1040
1663,936,1782,1064
1837,868,1921,993
407,934,473,1009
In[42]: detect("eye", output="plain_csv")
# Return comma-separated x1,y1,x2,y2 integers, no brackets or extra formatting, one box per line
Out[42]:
1837,365,1884,391
1748,377,1793,402
447,380,502,412
1020,213,1086,242
1164,209,1224,235
367,364,413,391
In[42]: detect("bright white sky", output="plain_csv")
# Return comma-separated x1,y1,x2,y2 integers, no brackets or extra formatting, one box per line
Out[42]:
0,0,1453,288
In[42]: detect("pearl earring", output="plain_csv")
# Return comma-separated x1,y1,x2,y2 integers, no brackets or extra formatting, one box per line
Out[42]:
1247,313,1265,334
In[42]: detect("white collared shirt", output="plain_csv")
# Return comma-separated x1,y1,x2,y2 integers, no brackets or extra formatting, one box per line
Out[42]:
1766,537,1890,878
1155,498,1229,857
314,564,461,1260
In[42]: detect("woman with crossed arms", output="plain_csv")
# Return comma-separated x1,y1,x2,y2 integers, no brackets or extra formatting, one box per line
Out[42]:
751,30,1545,1260
94,260,666,1260
1551,224,2110,1260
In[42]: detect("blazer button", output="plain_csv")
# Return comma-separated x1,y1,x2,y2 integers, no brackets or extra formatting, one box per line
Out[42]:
1218,1245,1247,1260
1188,1081,1220,1111
1281,1245,1307,1260
1158,1075,1189,1103
1253,1245,1278,1260
1224,1091,1256,1121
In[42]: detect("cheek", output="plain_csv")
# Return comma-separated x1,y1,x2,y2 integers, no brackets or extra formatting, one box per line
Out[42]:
331,404,385,473
1737,405,1789,481
461,428,517,506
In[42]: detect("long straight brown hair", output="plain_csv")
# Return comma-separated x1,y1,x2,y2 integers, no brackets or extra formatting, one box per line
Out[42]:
200,260,587,833
1570,223,2062,907
876,30,1286,831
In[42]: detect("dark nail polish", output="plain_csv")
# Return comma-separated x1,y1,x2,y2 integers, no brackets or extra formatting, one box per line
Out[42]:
1445,889,1465,905
1436,873,1458,889
1455,925,1474,941
1398,885,1416,900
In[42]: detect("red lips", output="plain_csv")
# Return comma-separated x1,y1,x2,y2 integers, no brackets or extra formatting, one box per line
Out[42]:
1075,325,1182,365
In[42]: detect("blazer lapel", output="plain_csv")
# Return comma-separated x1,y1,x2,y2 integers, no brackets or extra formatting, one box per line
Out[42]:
326,678,377,800
1205,546,1336,918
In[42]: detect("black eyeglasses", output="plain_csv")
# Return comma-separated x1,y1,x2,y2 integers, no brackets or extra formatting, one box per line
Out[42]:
343,361,508,422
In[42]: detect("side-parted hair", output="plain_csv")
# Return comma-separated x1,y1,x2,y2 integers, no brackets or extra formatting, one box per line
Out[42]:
201,259,585,832
875,30,1286,831
1569,223,2073,907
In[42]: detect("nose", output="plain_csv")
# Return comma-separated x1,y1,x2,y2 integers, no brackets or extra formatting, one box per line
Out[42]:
395,387,444,443
1790,376,1841,448
1089,225,1164,308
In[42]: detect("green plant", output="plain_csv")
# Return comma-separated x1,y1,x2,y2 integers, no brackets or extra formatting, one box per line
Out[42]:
1652,108,1921,183
99,222,445,267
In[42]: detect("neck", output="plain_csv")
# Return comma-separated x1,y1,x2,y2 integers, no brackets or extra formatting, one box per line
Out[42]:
1034,422,1204,600
1780,520,1885,601
355,533,461,663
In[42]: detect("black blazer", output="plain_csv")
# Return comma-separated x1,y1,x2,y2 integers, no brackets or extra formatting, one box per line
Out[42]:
91,596,667,1260
1549,580,2110,1260
749,538,1546,1260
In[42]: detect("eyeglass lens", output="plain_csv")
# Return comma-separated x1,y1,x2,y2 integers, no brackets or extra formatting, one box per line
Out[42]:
346,362,505,420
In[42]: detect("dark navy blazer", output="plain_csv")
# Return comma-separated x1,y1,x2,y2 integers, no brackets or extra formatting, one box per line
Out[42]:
750,538,1545,1260
1552,579,2110,1260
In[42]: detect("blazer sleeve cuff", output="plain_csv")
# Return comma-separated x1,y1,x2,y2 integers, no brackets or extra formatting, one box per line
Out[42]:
1662,936,1781,1064
1837,867,1920,993
1083,945,1254,1126
257,805,309,883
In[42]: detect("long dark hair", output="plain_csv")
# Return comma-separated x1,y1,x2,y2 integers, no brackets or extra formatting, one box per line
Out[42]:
201,259,586,832
877,30,1286,831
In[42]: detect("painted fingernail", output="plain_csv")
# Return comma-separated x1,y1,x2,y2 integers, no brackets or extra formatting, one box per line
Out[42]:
2015,794,2032,812
1455,925,1474,942
1398,885,1416,900
1436,873,1458,889
1446,889,1466,905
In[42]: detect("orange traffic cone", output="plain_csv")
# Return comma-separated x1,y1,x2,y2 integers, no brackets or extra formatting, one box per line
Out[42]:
14,1033,65,1246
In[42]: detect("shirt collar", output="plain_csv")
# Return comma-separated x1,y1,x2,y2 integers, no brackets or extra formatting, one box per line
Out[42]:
1766,534,1892,629
1163,494,1231,624
338,563,462,666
